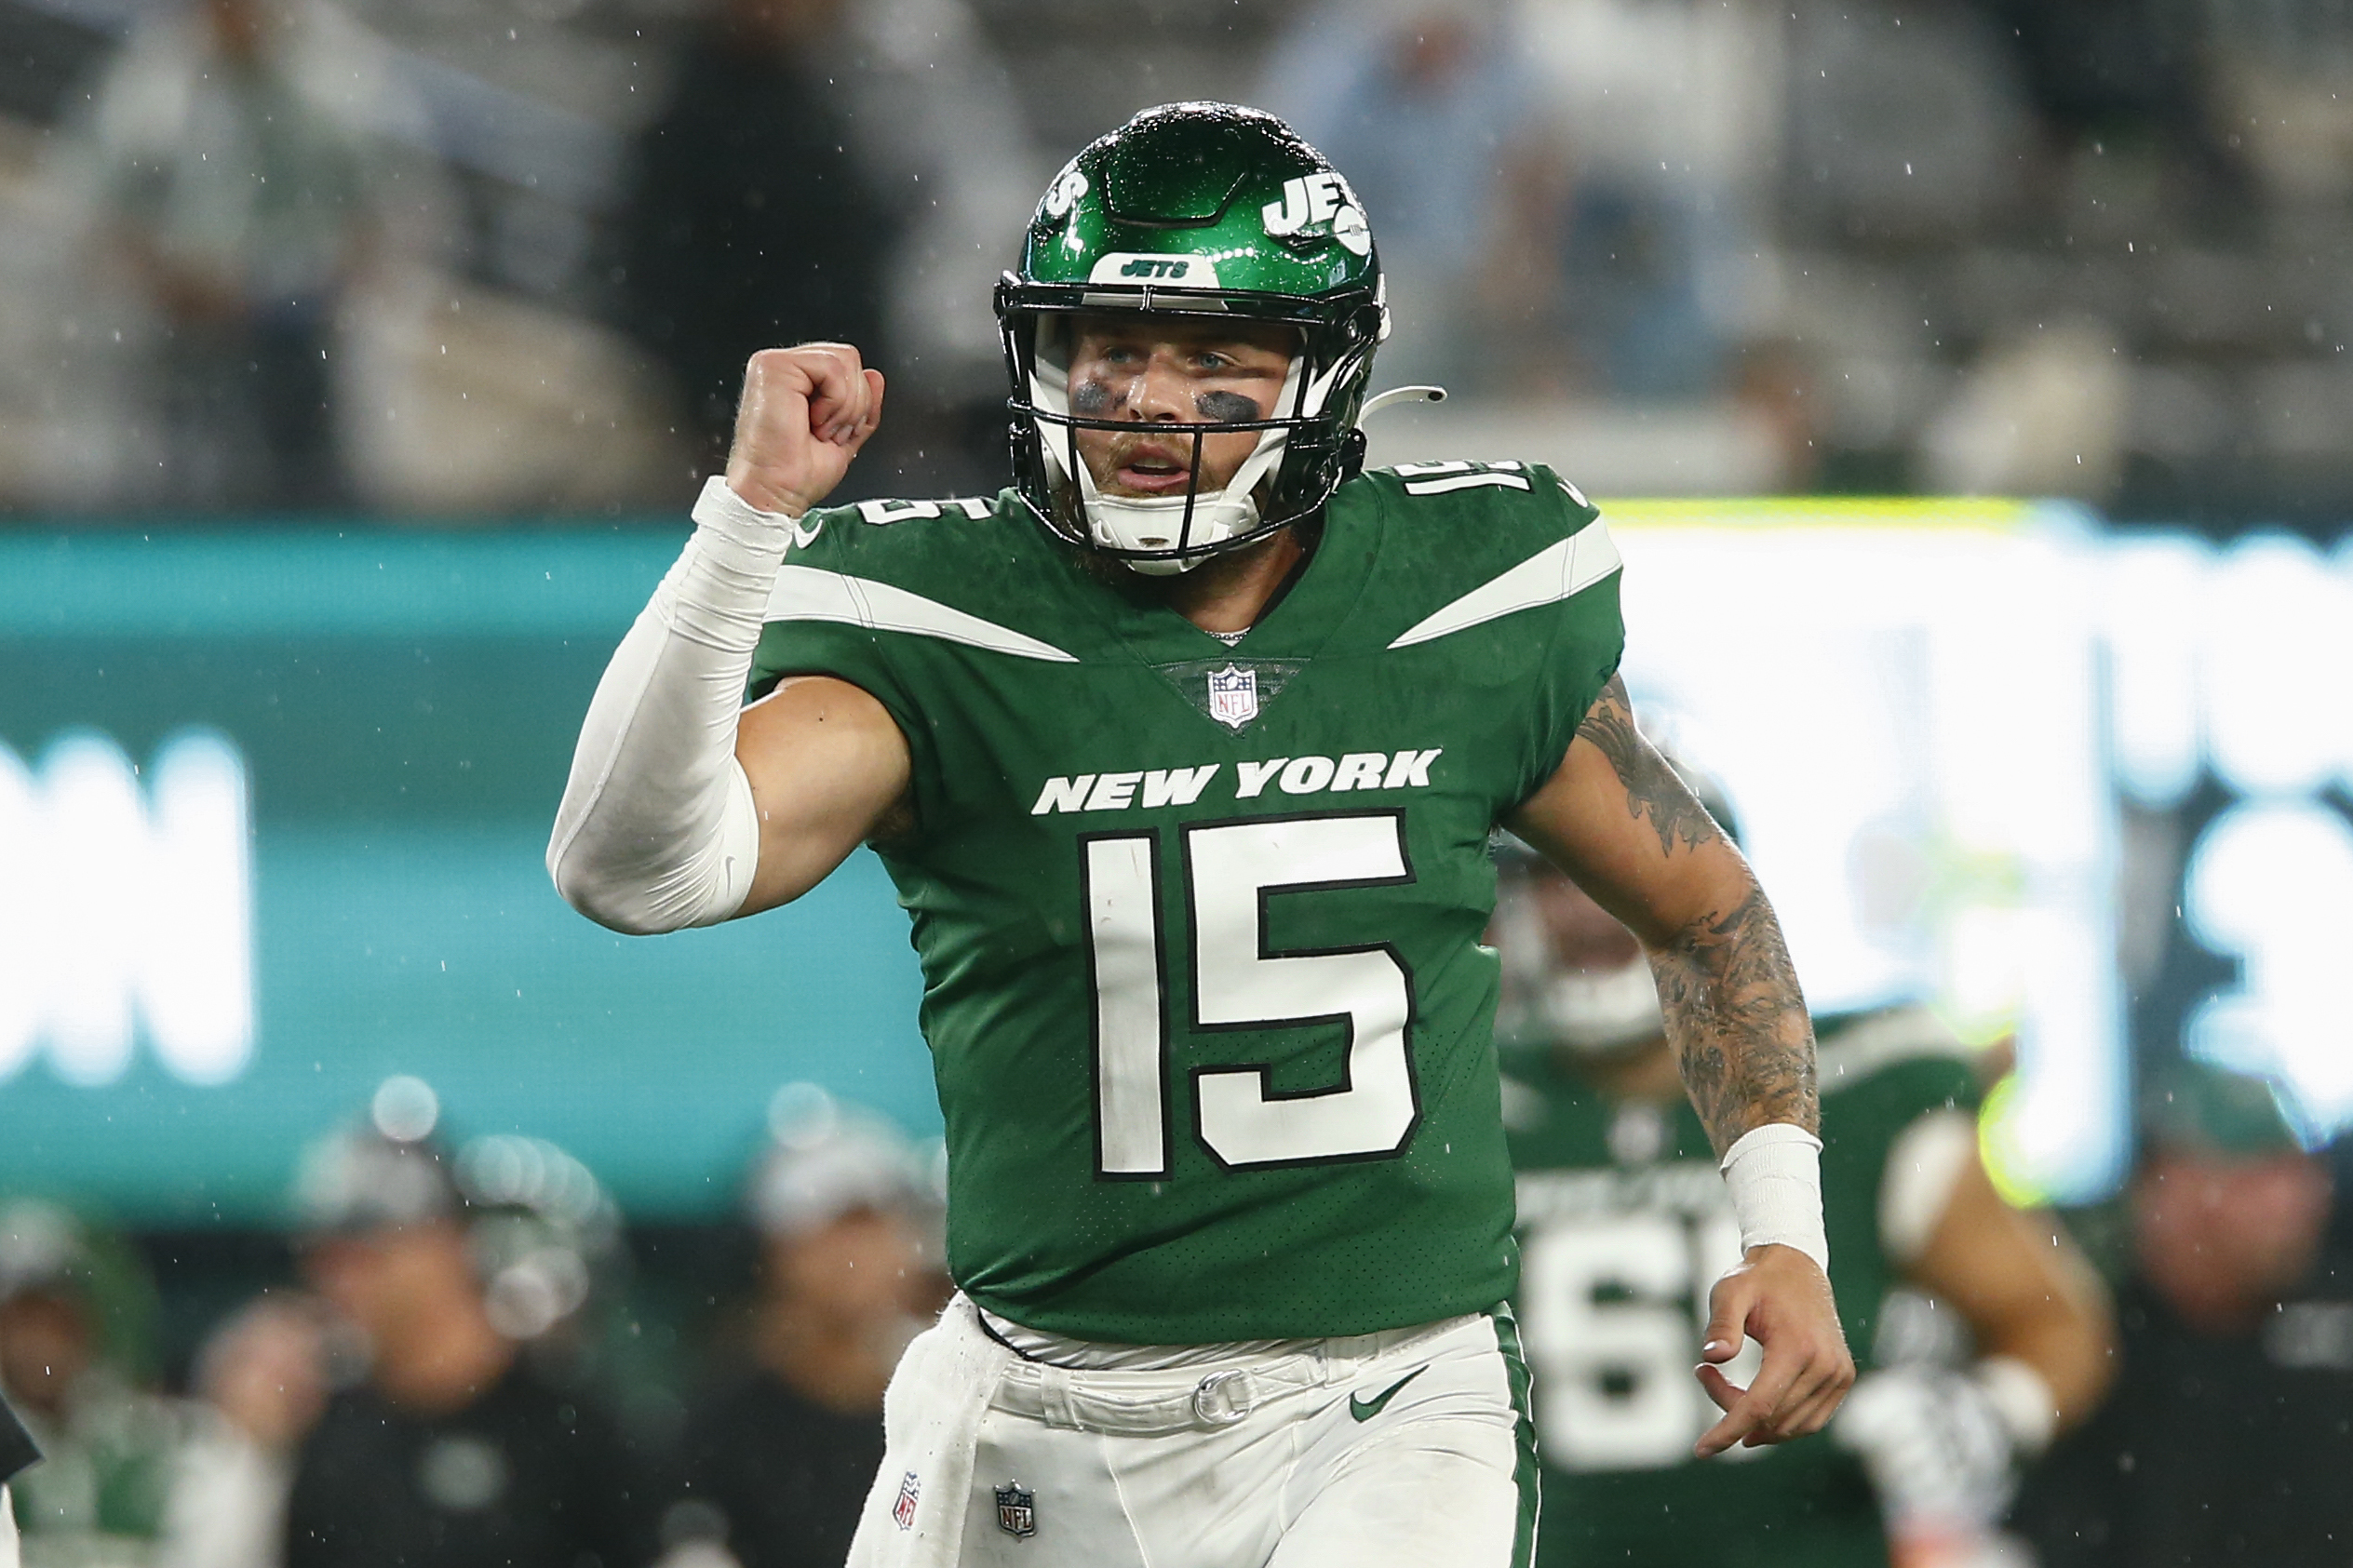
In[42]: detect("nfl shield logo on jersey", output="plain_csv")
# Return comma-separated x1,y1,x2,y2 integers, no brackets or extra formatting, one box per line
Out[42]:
995,1482,1037,1538
1206,664,1259,730
893,1471,921,1530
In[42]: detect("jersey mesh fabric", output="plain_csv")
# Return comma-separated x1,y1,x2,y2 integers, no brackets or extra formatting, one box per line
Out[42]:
1505,1011,1982,1568
749,466,1620,1343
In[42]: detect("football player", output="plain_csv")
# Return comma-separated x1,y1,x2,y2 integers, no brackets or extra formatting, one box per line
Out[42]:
1495,760,2113,1568
550,102,1851,1568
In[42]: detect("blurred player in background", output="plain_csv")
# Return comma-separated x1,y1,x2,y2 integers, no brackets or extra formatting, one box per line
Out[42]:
1495,754,2112,1568
0,1201,183,1566
554,101,1850,1566
284,1124,654,1568
2013,1063,2353,1567
666,1091,945,1568
158,1295,329,1568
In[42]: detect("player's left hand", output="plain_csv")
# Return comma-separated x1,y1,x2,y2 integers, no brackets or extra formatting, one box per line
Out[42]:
1691,1242,1855,1456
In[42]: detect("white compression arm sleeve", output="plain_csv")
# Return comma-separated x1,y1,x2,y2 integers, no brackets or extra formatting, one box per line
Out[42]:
546,476,795,934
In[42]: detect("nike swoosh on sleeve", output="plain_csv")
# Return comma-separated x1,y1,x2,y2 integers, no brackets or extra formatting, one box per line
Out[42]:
1385,518,1622,650
763,567,1079,663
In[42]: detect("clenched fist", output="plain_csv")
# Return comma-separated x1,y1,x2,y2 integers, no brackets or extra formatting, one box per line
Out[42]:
724,343,886,516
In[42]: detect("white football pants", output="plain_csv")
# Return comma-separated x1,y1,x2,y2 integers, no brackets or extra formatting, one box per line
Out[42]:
866,1300,1537,1568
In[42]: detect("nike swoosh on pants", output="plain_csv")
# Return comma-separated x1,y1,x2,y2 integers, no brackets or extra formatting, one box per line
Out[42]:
1349,1364,1430,1422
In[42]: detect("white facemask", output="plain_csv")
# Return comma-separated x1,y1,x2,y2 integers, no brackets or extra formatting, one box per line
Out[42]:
1528,957,1668,1056
1030,328,1335,576
1492,892,1667,1057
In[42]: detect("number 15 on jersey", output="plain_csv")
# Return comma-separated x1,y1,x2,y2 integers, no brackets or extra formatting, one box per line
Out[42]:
1082,812,1424,1177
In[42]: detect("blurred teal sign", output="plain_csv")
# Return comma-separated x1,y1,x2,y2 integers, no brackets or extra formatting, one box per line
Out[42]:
0,531,934,1225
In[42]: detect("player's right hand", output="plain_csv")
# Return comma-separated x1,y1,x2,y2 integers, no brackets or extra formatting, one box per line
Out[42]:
724,342,886,516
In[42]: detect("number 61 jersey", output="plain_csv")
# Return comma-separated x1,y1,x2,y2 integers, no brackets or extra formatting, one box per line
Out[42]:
748,462,1623,1345
1505,1012,1984,1568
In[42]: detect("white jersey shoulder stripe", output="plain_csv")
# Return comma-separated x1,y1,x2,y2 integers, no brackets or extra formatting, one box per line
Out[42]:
763,566,1080,663
1385,517,1621,650
1401,471,1532,496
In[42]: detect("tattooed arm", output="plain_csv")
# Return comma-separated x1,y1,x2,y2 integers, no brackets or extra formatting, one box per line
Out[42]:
1504,673,1851,1454
1503,674,1817,1154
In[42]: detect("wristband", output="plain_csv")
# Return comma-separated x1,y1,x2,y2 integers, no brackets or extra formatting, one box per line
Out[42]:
1719,1122,1830,1273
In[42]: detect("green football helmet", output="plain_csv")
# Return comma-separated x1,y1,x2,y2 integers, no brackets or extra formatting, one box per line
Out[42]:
995,102,1389,574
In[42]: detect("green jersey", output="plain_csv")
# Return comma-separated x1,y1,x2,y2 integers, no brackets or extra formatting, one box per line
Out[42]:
748,462,1622,1344
1505,1009,1982,1568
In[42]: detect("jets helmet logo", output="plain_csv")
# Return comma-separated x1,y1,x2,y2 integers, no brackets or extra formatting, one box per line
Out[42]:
995,1482,1037,1538
1206,665,1260,730
1262,173,1372,257
1042,162,1088,220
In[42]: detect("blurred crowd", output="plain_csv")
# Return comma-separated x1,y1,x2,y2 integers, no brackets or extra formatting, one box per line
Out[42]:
4,1055,2351,1567
0,1079,951,1568
0,0,2351,516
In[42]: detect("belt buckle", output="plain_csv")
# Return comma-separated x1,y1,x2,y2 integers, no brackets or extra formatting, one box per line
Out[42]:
1191,1369,1252,1427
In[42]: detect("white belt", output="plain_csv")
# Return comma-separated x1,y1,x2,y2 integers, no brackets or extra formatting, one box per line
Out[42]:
982,1307,1481,1437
